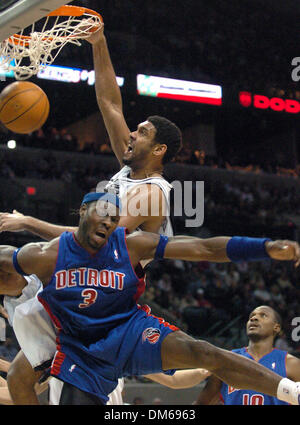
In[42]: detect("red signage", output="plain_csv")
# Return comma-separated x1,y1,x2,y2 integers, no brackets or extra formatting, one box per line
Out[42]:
26,186,36,195
239,91,300,114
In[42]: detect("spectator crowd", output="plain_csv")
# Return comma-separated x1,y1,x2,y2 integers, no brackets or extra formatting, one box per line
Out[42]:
143,256,299,354
2,126,300,182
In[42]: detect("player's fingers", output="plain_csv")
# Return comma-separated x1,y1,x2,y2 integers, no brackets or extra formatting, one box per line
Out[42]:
12,209,24,216
0,223,7,232
0,220,14,232
269,240,300,263
292,242,300,267
293,241,300,258
282,241,300,266
0,213,9,218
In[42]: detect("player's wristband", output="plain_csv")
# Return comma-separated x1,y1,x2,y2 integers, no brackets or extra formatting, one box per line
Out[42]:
277,378,300,405
226,236,271,263
154,235,169,260
13,248,29,276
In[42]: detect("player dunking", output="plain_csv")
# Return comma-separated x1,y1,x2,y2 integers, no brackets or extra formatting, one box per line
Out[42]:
1,192,300,405
0,25,181,239
195,305,300,405
0,23,182,404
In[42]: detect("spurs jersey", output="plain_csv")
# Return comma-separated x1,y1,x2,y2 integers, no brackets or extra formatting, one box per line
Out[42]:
105,166,173,237
220,347,289,405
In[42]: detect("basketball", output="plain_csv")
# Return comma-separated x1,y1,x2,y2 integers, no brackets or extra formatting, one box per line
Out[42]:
0,81,49,134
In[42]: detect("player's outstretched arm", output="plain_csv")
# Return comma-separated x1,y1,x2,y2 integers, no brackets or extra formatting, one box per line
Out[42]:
0,245,19,275
0,240,58,285
0,245,28,296
0,358,10,373
0,376,13,405
87,26,130,165
126,232,231,265
145,368,211,389
0,268,28,296
0,210,77,241
126,232,300,267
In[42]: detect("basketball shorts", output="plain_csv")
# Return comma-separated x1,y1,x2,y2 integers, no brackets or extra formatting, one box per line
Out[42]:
51,306,179,404
4,274,42,327
13,294,57,370
13,294,126,405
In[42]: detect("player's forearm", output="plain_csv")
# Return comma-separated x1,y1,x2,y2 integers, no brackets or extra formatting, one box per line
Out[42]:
146,369,210,389
0,387,13,405
92,35,123,111
0,358,11,373
169,369,211,388
24,216,77,241
164,236,278,264
194,237,231,262
164,236,231,262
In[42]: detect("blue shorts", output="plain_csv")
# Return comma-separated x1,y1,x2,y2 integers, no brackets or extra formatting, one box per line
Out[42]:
51,306,179,404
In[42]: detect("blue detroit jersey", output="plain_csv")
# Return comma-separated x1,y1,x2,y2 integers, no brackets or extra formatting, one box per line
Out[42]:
37,228,177,402
220,347,289,405
38,228,145,343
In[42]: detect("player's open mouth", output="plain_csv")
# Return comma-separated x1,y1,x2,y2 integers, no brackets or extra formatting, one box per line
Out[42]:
249,325,259,330
95,231,106,239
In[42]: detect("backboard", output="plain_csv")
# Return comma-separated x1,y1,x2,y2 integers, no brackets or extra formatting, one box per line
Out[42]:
0,0,73,42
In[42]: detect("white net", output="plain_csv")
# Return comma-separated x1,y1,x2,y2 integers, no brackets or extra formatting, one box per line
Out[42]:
0,9,103,80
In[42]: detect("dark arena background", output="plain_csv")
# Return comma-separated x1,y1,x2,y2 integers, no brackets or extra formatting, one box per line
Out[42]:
0,0,299,406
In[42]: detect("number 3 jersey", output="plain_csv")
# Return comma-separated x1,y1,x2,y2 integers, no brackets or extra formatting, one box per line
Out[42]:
220,347,289,405
38,227,145,344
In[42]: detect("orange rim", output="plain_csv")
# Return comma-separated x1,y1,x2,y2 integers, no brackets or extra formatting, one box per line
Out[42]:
48,5,103,21
7,34,31,47
7,5,103,46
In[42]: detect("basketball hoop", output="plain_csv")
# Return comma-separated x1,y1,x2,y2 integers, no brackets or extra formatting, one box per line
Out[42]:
0,5,103,80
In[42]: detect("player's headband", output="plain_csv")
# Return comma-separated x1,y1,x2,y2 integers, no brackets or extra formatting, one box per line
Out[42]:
81,192,122,211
